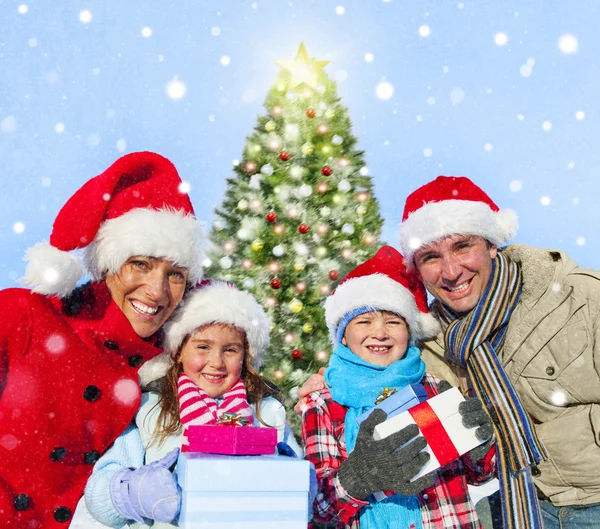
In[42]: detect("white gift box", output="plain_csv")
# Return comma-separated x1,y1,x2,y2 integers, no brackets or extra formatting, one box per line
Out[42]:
177,452,312,529
373,387,485,479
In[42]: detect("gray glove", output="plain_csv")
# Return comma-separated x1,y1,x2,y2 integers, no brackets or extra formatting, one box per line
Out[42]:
338,409,435,500
437,380,493,462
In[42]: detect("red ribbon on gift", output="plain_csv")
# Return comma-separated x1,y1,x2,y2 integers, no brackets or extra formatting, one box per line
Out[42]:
408,401,459,466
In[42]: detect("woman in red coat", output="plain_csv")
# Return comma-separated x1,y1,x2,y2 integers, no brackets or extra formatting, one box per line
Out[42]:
0,151,206,529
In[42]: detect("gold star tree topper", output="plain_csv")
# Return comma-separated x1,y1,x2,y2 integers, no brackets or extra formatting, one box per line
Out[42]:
277,43,330,90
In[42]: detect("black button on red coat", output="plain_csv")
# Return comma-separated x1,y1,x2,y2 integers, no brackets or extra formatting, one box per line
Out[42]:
128,355,144,367
84,450,101,465
50,447,67,461
103,340,119,350
83,385,101,402
53,506,72,522
14,494,30,511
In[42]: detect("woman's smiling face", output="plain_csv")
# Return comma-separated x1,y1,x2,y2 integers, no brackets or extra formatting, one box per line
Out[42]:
105,256,188,338
342,310,410,367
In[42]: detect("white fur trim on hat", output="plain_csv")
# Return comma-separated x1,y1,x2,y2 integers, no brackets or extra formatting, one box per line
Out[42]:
324,273,440,344
137,351,172,388
399,199,518,265
83,207,206,284
164,282,271,368
21,242,84,297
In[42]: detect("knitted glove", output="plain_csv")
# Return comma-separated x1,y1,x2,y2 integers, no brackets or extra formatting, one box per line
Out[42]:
338,409,435,500
437,380,493,462
109,447,181,524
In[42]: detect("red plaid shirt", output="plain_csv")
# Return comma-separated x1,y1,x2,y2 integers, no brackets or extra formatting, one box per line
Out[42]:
301,373,496,529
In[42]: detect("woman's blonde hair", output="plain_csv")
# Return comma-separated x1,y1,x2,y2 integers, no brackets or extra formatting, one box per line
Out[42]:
149,323,280,446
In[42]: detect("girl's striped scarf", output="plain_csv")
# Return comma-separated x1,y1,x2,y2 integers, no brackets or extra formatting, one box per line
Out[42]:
434,251,548,529
177,374,254,427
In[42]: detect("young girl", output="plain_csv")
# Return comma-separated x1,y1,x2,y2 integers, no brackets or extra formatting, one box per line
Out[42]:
301,246,496,529
82,280,302,528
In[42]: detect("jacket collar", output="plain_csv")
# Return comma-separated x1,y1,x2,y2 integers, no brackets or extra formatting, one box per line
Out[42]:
59,281,163,361
501,244,578,305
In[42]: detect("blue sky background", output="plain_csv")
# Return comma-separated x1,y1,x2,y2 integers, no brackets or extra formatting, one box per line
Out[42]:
1,0,598,289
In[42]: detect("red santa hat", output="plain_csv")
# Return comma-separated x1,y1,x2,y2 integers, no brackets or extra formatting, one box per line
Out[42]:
22,151,206,297
399,175,518,266
324,246,440,344
163,280,271,369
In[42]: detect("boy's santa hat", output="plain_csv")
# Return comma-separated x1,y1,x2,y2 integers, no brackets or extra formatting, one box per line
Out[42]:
399,175,518,266
163,280,271,369
22,151,206,297
324,246,440,344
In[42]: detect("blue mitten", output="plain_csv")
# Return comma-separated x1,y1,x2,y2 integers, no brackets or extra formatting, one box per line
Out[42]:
276,442,298,458
109,447,181,524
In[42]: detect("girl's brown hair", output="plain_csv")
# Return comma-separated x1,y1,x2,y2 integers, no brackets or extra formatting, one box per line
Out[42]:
149,323,280,447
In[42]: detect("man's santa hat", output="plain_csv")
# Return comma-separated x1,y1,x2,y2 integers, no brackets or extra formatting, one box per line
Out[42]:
162,280,271,369
399,175,518,265
324,246,440,344
22,151,206,297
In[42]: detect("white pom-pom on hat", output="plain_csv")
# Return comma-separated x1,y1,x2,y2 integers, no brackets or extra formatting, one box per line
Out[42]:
22,242,83,297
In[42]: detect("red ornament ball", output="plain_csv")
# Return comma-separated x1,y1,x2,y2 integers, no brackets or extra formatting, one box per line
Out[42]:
279,150,290,161
328,270,339,281
306,108,316,118
298,223,310,234
321,165,333,176
266,211,278,223
291,349,303,360
270,278,282,289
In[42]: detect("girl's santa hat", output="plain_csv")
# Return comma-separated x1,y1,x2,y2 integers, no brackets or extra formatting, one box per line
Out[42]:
22,151,206,296
399,175,518,266
324,246,440,344
163,280,271,369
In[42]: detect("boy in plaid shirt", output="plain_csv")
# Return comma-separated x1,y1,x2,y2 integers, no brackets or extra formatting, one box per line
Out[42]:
300,246,496,529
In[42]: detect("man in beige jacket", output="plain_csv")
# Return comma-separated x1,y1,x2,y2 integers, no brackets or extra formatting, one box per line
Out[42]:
299,176,600,529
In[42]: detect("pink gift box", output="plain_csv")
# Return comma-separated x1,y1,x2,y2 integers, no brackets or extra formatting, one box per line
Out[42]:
182,425,278,455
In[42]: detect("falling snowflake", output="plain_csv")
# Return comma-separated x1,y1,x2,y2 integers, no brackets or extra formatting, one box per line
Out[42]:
376,82,394,100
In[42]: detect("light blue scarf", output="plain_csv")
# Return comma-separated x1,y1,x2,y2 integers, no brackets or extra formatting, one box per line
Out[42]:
325,343,426,529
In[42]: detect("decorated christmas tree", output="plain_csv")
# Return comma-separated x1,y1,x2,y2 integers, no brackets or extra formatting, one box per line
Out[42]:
207,43,384,427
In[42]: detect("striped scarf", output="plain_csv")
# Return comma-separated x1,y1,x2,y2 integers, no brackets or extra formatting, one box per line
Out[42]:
434,252,548,529
177,374,254,427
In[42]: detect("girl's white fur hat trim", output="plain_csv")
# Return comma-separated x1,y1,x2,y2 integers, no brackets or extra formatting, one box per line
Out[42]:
163,281,271,368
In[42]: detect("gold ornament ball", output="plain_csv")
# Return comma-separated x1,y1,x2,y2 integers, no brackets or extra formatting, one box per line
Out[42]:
302,323,314,334
325,108,336,119
301,142,314,155
332,193,347,206
251,239,264,252
293,261,306,272
356,205,367,216
265,120,276,132
237,199,248,211
315,246,328,257
289,299,304,313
